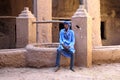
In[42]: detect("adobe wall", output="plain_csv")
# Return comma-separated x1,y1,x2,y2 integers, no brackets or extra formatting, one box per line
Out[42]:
101,0,120,19
85,0,102,46
0,45,120,68
101,0,120,45
102,18,120,45
10,0,33,16
35,0,52,43
93,46,120,64
52,0,79,17
0,18,16,49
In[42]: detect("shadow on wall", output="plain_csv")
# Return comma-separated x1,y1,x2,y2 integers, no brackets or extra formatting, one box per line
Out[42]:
0,21,9,49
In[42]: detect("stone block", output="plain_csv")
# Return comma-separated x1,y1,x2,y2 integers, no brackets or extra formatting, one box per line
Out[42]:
93,46,120,64
72,5,92,67
26,43,70,68
16,7,36,48
0,49,27,67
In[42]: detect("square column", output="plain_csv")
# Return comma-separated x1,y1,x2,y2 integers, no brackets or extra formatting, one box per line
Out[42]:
85,0,101,46
16,7,36,48
72,5,92,67
34,0,52,43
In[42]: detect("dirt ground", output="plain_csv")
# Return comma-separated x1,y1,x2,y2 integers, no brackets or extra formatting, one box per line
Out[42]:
0,63,120,80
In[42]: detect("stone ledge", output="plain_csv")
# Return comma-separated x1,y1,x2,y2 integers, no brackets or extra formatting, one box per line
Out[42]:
93,46,120,64
0,45,120,67
25,43,70,68
0,49,27,68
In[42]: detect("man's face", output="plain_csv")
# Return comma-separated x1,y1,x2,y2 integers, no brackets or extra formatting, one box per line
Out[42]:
64,24,69,30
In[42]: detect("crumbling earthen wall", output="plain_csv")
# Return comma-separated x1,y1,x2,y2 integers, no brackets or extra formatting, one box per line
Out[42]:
101,0,120,45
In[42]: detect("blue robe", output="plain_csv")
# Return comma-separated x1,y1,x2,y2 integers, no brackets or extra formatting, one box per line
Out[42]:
58,27,75,58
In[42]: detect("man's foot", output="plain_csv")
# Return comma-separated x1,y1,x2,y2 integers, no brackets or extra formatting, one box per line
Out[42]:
70,68,75,72
55,66,60,72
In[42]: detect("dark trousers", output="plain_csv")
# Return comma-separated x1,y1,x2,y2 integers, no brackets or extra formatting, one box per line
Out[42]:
55,49,74,69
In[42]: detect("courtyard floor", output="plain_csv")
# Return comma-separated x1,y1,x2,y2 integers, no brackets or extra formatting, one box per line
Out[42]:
0,63,120,80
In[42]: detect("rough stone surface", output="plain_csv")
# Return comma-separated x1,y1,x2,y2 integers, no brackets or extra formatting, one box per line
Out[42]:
0,49,27,68
0,18,16,49
86,0,102,46
52,0,79,17
0,44,120,68
102,18,120,45
36,0,52,43
0,33,9,49
26,43,70,68
72,6,92,67
100,0,120,45
93,46,120,64
16,7,36,48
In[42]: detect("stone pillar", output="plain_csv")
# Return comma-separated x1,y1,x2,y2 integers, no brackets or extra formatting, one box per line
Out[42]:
85,0,102,46
72,5,92,67
35,0,52,43
16,7,36,48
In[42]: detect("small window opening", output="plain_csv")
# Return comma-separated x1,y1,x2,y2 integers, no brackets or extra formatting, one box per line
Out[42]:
101,21,106,40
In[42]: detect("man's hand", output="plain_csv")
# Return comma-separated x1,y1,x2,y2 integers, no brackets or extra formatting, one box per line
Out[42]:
62,44,70,50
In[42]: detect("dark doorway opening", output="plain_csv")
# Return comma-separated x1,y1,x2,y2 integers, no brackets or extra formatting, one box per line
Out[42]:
59,20,71,31
101,21,106,40
59,23,64,31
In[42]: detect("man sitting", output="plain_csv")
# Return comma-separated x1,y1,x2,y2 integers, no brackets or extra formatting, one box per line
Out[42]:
55,21,75,72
